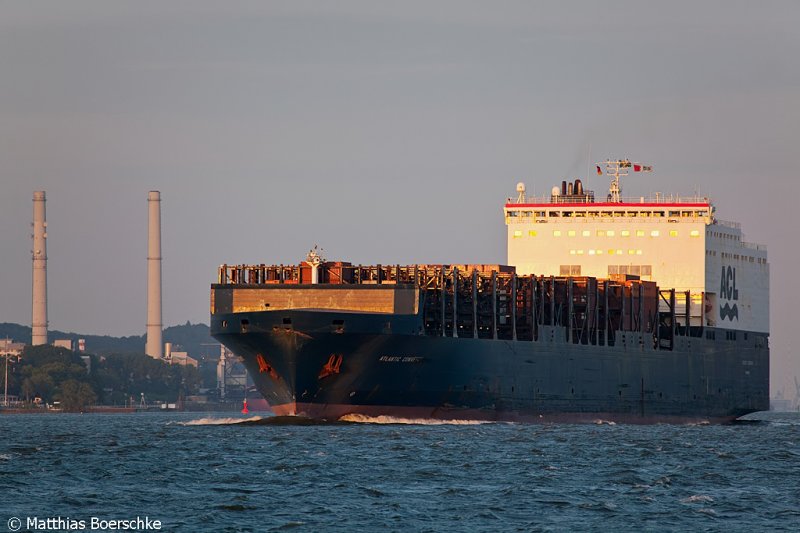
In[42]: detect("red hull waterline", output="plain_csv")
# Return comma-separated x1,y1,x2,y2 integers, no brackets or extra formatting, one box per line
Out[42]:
268,402,737,425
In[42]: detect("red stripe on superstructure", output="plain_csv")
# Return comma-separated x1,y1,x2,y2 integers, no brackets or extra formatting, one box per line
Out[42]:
504,202,711,209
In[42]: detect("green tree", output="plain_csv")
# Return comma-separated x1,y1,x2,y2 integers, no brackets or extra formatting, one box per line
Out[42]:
56,379,97,412
20,378,34,403
27,371,55,402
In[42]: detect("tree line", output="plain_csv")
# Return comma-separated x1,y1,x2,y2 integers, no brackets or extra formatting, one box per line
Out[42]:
4,345,200,412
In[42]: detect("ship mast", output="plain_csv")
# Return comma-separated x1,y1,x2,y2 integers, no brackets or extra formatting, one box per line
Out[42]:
602,159,630,203
600,159,653,202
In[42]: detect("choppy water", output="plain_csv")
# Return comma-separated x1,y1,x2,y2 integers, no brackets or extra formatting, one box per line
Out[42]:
2,411,799,532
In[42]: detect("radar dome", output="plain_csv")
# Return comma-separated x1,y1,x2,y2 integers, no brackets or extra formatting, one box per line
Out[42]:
516,182,526,193
552,186,560,196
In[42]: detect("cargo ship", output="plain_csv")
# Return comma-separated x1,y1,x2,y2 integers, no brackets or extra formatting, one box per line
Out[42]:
210,160,769,423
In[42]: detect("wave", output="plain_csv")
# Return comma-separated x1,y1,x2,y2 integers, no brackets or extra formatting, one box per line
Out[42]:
179,416,266,426
681,494,715,504
338,413,492,425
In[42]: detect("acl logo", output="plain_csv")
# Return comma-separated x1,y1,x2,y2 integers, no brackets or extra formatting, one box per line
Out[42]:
719,265,739,321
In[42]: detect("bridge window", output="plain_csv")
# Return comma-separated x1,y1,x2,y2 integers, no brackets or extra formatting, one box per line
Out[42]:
651,230,660,237
670,230,679,237
513,230,523,238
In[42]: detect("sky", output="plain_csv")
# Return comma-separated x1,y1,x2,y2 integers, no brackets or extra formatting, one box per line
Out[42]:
0,1,798,396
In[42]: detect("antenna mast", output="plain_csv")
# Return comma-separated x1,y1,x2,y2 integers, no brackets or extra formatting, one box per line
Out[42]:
599,159,652,202
602,159,630,203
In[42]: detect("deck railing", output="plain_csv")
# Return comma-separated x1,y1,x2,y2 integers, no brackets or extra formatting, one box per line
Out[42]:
507,194,711,205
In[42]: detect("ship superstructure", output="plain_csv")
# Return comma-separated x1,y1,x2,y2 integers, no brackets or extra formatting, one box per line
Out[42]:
505,160,769,336
210,160,770,423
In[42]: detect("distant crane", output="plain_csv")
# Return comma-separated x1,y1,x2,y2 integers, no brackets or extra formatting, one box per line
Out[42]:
795,377,800,411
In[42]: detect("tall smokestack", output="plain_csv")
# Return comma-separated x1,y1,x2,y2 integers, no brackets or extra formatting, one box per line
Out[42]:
145,191,163,359
31,191,48,346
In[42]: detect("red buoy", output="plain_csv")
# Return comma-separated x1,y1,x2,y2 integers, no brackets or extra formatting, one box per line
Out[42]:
241,398,249,414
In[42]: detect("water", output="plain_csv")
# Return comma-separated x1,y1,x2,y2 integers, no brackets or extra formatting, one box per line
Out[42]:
2,412,799,532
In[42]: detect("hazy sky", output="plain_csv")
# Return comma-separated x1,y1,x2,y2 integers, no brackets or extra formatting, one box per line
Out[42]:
1,1,798,395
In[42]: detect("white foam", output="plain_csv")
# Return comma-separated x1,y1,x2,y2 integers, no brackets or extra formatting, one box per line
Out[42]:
338,413,491,425
681,494,714,503
179,416,265,426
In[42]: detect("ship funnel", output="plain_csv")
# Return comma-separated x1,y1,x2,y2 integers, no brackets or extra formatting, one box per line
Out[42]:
31,191,48,346
145,191,163,359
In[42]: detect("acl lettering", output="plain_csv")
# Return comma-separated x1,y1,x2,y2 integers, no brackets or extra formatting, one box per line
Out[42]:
719,265,739,321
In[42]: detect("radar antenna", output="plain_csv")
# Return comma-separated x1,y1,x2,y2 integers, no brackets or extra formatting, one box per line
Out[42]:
306,244,326,265
515,182,526,203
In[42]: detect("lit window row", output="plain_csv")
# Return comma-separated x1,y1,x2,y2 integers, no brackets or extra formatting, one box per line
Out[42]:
517,228,703,238
550,229,701,238
569,249,643,256
512,229,542,238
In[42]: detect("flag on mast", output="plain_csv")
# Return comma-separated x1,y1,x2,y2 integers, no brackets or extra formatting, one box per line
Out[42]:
596,165,602,176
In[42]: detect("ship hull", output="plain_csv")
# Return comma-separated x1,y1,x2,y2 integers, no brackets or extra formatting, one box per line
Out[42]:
211,309,769,424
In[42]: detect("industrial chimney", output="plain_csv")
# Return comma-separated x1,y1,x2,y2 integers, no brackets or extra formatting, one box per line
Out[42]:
145,191,163,359
31,191,48,346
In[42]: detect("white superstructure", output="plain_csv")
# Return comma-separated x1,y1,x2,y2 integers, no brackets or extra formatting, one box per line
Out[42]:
504,160,769,334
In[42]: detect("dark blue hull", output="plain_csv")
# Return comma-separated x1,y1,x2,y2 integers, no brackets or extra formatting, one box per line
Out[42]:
211,309,769,423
